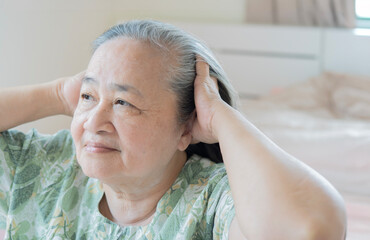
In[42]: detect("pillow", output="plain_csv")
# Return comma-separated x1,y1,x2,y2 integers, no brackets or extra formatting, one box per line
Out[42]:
248,72,370,120
321,72,370,119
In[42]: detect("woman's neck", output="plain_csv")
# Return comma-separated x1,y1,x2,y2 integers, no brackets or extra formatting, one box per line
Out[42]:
99,151,187,226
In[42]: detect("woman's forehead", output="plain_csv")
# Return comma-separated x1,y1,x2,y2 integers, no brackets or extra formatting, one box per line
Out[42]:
86,38,171,91
91,38,162,68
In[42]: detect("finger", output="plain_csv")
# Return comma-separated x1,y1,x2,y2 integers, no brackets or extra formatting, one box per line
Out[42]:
190,124,201,144
74,71,86,81
195,56,219,91
190,110,200,144
191,137,200,145
195,56,210,78
210,76,219,90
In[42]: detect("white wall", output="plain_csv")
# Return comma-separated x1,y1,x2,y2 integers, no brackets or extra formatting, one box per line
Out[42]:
111,0,246,24
0,0,246,134
0,1,114,86
0,1,115,133
324,28,370,77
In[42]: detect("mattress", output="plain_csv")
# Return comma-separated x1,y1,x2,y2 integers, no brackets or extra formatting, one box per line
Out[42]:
239,72,370,239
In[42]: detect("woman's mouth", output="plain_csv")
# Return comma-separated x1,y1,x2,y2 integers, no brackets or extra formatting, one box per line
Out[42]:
84,142,120,153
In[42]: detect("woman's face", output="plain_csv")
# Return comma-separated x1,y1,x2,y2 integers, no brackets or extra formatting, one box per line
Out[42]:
71,38,191,186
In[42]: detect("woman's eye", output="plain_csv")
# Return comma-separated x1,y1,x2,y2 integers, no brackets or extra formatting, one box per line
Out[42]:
81,93,93,101
115,99,141,114
115,99,131,107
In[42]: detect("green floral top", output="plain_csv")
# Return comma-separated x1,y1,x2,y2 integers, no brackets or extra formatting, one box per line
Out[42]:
0,129,235,240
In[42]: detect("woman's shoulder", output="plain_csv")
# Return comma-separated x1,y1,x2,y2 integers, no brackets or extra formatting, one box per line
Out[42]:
0,128,75,168
1,128,73,146
155,154,234,239
183,154,228,183
176,154,231,201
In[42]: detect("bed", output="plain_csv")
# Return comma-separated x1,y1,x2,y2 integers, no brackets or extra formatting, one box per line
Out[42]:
174,22,370,239
239,72,370,239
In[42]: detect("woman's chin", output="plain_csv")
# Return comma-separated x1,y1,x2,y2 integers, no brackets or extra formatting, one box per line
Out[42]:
77,154,118,180
80,164,112,180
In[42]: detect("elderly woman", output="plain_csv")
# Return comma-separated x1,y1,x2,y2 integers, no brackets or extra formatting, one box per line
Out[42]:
0,20,345,239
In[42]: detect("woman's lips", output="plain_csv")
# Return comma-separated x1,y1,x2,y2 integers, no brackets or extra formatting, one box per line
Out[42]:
84,142,120,153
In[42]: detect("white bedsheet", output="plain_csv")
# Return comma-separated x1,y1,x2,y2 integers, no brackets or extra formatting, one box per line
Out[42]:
239,72,370,239
240,102,370,197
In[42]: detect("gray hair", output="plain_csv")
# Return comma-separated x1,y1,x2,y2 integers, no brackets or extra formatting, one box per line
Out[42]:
93,20,238,163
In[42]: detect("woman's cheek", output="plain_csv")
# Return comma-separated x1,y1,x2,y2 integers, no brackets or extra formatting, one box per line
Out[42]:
116,118,151,149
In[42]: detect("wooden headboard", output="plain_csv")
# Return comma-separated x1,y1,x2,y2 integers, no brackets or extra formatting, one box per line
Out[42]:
173,22,370,97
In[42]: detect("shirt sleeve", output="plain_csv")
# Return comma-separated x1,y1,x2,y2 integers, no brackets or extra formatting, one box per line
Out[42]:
0,129,28,228
212,174,236,240
0,129,75,227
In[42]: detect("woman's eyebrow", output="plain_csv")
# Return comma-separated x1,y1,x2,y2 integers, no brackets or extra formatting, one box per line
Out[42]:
112,83,143,97
82,76,143,97
82,76,96,84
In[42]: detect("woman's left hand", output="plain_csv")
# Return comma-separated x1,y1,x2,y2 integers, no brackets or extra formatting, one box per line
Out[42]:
190,57,227,144
56,71,85,116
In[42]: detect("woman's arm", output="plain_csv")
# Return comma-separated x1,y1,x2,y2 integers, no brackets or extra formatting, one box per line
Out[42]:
191,60,347,239
0,72,83,132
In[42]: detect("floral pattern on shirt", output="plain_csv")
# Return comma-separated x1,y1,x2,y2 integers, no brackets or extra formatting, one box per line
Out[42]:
0,129,235,239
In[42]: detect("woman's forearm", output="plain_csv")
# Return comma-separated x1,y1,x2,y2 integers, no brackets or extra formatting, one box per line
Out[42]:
0,81,65,132
213,104,346,239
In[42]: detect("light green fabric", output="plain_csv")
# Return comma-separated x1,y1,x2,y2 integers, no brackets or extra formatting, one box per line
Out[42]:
0,129,235,239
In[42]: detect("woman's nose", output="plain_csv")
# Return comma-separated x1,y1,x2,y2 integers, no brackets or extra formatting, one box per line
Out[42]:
83,103,114,134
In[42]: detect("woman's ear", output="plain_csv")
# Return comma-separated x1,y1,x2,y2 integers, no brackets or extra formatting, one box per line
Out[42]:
177,112,196,151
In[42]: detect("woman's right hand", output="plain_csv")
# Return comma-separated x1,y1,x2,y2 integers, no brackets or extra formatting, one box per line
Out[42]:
0,71,84,131
56,71,84,116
